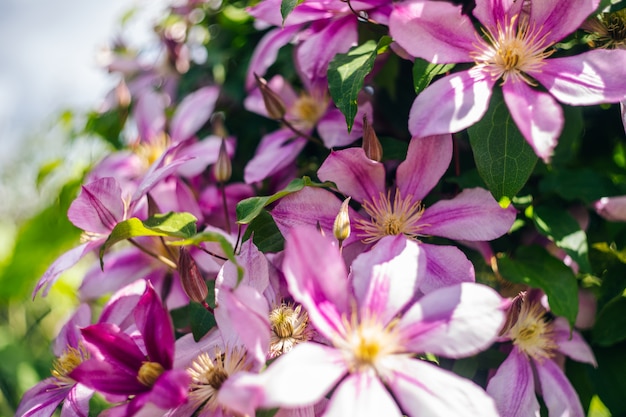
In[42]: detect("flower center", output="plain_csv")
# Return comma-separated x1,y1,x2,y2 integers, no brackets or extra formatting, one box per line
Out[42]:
137,361,165,387
133,132,171,170
51,344,89,387
355,190,425,244
506,298,558,362
289,93,328,131
187,346,253,412
585,10,626,49
269,303,313,358
471,14,554,85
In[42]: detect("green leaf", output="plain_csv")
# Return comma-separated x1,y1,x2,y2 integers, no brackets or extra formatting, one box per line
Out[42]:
84,108,127,150
467,87,538,200
280,0,301,24
256,408,280,417
242,210,285,253
591,341,626,416
189,302,217,342
99,212,197,266
539,169,619,204
497,245,579,327
328,37,392,132
531,205,591,273
236,176,334,225
592,292,626,346
412,58,455,94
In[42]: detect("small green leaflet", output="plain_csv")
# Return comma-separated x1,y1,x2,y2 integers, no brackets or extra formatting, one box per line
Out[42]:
497,245,579,328
412,58,455,94
468,87,537,200
328,37,392,132
236,176,335,225
99,212,198,268
242,210,285,253
280,0,302,24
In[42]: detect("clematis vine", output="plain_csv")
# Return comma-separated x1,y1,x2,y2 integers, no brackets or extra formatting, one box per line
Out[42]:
272,134,516,292
486,289,597,417
247,226,508,416
389,0,626,161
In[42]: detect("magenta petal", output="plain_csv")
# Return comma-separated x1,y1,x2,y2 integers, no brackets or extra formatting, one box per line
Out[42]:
317,101,372,148
259,343,347,408
317,148,386,204
535,358,586,417
283,226,349,339
70,358,146,395
502,79,563,162
486,349,540,417
148,369,191,409
351,236,424,323
60,383,93,417
398,283,505,357
595,195,626,222
16,378,71,417
97,279,146,330
409,69,495,137
176,136,233,178
80,323,145,370
54,303,91,356
389,0,476,63
473,0,521,34
529,0,600,45
533,49,626,105
552,318,597,366
324,371,402,417
419,243,475,294
396,135,452,202
68,177,125,233
419,188,516,240
384,356,499,417
244,130,306,184
134,283,175,367
170,86,220,143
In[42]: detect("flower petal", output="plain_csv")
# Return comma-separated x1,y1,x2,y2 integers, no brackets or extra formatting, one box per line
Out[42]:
535,358,586,417
384,356,500,417
148,369,191,409
16,378,71,417
134,90,166,143
389,0,476,63
396,134,452,202
317,148,386,204
486,348,540,417
244,130,306,184
398,283,505,357
552,318,597,366
408,69,495,137
68,177,125,233
419,187,516,240
80,323,145,371
419,243,475,294
170,86,220,143
34,242,96,298
54,303,91,356
245,26,301,90
60,383,93,417
134,283,175,367
258,343,348,408
502,79,563,162
532,50,626,106
594,195,626,222
70,358,145,395
324,371,402,417
529,0,600,45
317,101,372,148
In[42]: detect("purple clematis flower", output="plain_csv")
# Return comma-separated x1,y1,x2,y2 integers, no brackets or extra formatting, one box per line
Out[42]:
389,0,626,161
69,283,190,416
272,134,517,292
248,226,507,417
486,289,597,417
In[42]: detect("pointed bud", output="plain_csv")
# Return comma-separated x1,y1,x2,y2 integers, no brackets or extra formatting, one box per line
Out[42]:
333,197,351,243
254,73,286,120
211,112,228,138
178,247,209,303
362,115,382,162
213,138,232,183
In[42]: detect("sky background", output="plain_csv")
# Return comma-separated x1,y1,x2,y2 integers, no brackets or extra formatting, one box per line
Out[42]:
0,0,167,220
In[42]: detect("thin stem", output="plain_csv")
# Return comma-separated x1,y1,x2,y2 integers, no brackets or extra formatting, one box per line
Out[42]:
201,300,214,314
219,181,232,235
128,239,177,269
341,0,379,25
199,246,229,261
280,116,325,146
234,224,243,255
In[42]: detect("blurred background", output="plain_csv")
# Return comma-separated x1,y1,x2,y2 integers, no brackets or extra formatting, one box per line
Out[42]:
0,0,166,413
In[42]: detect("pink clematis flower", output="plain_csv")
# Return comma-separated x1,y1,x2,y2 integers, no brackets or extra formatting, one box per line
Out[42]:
248,226,507,417
389,0,626,161
487,289,597,417
272,134,517,292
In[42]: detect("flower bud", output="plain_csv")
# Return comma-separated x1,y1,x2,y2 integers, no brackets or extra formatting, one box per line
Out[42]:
362,115,382,162
333,197,351,243
179,247,208,303
254,73,286,120
213,138,232,183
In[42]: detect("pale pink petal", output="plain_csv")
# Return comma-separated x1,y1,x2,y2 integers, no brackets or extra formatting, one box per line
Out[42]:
283,226,350,339
247,0,334,28
419,243,475,294
317,101,373,148
535,358,586,417
176,136,234,178
217,238,269,293
54,304,92,356
389,0,476,63
16,378,71,417
529,0,600,45
60,383,93,417
396,134,452,203
502,78,563,162
532,50,626,106
409,69,496,137
398,283,505,357
419,188,516,240
384,356,500,417
575,289,597,330
34,242,95,298
473,0,521,33
317,148,386,204
324,371,402,417
173,329,224,369
244,130,306,184
552,318,597,366
351,236,424,323
486,349,540,417
259,343,348,408
68,177,125,233
97,278,146,331
134,90,166,142
594,195,626,222
217,371,266,417
170,86,220,143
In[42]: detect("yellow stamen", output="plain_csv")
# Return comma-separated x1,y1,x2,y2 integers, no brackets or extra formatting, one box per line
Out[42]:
506,296,558,362
137,361,165,387
269,303,313,358
289,93,328,131
51,344,90,387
